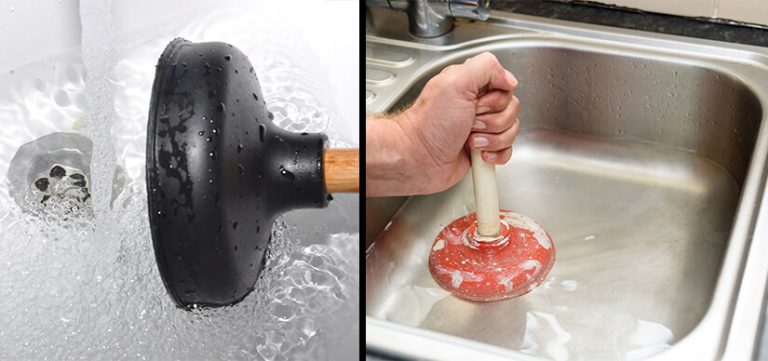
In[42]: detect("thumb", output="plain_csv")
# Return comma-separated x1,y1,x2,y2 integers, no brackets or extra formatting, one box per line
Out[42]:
458,52,517,96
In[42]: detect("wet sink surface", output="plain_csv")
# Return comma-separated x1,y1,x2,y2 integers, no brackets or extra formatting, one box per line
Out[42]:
366,8,768,361
368,130,738,359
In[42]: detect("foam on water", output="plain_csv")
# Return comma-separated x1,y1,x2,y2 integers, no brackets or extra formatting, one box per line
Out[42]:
0,193,358,360
0,3,358,360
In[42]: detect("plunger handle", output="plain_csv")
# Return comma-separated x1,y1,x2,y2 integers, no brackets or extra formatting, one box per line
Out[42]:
324,148,359,193
470,149,501,237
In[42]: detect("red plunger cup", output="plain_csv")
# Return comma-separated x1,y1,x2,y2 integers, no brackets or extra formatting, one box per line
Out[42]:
428,150,556,302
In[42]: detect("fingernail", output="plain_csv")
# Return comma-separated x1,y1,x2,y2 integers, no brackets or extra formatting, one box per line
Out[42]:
485,152,497,161
477,106,491,114
473,136,489,148
473,120,486,130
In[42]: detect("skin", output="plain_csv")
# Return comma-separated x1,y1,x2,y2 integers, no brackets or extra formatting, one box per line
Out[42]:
366,52,521,197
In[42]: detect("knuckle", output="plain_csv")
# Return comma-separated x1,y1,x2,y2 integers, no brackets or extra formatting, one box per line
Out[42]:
441,64,460,76
508,73,519,90
467,52,498,70
477,51,497,64
426,71,451,91
503,149,513,162
485,133,501,147
424,76,441,91
502,128,516,143
437,65,462,84
507,102,520,118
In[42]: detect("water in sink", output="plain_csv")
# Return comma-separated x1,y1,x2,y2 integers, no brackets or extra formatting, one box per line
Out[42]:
367,129,738,360
0,3,358,360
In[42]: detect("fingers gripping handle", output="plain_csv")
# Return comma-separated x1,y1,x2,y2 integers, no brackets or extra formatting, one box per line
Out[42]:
470,149,501,237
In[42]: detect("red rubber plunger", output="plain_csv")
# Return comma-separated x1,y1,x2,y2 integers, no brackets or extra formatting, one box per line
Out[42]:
428,210,555,302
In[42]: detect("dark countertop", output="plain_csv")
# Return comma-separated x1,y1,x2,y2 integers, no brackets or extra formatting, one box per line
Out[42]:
367,2,768,360
491,0,768,48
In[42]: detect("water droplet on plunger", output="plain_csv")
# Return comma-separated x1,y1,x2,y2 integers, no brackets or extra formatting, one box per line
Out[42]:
279,166,295,180
259,124,266,142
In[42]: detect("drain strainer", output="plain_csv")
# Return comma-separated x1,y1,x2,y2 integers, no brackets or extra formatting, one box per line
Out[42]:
7,132,126,217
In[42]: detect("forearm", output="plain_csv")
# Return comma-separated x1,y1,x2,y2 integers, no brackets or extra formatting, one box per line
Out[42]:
365,115,418,197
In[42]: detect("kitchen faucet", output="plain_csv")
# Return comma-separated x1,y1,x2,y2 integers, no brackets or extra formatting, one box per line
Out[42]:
366,0,490,38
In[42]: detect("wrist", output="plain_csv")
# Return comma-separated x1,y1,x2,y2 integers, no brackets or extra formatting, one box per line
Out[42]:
365,114,426,197
366,116,407,196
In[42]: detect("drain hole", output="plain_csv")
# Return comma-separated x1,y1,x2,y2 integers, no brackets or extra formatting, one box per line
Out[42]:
7,132,126,221
33,163,91,205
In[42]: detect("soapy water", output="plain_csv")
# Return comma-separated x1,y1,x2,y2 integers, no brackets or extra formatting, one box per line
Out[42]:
367,136,735,360
0,3,358,360
379,276,673,361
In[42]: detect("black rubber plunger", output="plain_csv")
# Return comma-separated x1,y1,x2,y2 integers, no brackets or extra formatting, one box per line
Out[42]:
146,38,358,309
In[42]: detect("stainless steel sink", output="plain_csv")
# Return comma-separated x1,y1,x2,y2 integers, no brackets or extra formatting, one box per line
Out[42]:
366,8,768,361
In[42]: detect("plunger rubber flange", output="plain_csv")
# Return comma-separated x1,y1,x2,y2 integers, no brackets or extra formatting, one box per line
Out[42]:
428,210,556,302
146,38,329,309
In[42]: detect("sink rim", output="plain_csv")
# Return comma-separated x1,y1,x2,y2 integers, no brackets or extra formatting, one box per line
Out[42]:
365,9,768,361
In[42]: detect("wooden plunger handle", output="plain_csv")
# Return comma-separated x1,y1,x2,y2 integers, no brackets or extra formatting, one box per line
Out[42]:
324,148,359,193
470,149,501,237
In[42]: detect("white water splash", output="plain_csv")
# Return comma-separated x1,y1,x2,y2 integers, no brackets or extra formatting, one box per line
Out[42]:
79,0,117,219
0,2,358,360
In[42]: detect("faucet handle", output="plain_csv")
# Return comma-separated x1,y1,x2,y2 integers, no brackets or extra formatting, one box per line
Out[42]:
448,0,490,21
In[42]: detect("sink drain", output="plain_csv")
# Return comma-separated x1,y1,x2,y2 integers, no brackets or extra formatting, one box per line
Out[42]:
7,132,126,219
33,164,91,205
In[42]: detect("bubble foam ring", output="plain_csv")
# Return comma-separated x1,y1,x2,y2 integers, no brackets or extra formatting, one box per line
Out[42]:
428,210,556,302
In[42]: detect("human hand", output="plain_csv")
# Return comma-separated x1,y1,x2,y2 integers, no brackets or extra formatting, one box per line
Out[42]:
366,52,520,196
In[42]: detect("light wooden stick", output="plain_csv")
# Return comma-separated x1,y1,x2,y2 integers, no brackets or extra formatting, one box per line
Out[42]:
324,148,359,193
470,149,500,237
